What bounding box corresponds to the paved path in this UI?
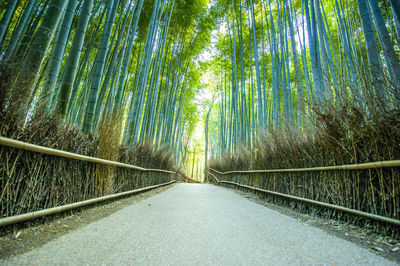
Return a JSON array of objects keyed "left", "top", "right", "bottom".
[{"left": 3, "top": 184, "right": 396, "bottom": 265}]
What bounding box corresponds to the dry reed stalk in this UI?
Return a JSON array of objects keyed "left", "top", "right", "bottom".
[{"left": 96, "top": 115, "right": 121, "bottom": 194}]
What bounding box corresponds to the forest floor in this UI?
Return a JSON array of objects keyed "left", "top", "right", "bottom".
[{"left": 1, "top": 183, "right": 398, "bottom": 265}]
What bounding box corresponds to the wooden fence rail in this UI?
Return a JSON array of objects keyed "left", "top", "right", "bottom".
[
  {"left": 0, "top": 181, "right": 175, "bottom": 227},
  {"left": 209, "top": 160, "right": 400, "bottom": 175},
  {"left": 0, "top": 136, "right": 177, "bottom": 174}
]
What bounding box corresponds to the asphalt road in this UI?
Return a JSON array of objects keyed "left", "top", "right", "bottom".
[{"left": 2, "top": 183, "right": 396, "bottom": 265}]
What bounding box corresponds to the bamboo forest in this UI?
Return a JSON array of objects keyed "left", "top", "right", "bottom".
[{"left": 1, "top": 0, "right": 400, "bottom": 259}]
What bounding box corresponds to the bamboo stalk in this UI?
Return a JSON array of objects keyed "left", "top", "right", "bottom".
[
  {"left": 209, "top": 159, "right": 400, "bottom": 175},
  {"left": 219, "top": 180, "right": 400, "bottom": 226},
  {"left": 0, "top": 136, "right": 175, "bottom": 174},
  {"left": 0, "top": 180, "right": 175, "bottom": 227}
]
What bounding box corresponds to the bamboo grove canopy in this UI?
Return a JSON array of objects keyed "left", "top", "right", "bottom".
[
  {"left": 0, "top": 0, "right": 215, "bottom": 166},
  {"left": 202, "top": 0, "right": 400, "bottom": 157},
  {"left": 0, "top": 0, "right": 399, "bottom": 164}
]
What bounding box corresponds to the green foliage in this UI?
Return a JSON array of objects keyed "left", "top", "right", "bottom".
[
  {"left": 0, "top": 0, "right": 215, "bottom": 168},
  {"left": 1, "top": 0, "right": 399, "bottom": 182}
]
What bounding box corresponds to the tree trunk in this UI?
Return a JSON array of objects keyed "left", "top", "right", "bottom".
[
  {"left": 390, "top": 0, "right": 400, "bottom": 26},
  {"left": 357, "top": 0, "right": 385, "bottom": 101},
  {"left": 42, "top": 0, "right": 79, "bottom": 108},
  {"left": 10, "top": 0, "right": 68, "bottom": 113},
  {"left": 56, "top": 0, "right": 93, "bottom": 117},
  {"left": 369, "top": 0, "right": 400, "bottom": 93},
  {"left": 285, "top": 0, "right": 306, "bottom": 127},
  {"left": 83, "top": 0, "right": 118, "bottom": 133},
  {"left": 0, "top": 0, "right": 17, "bottom": 44},
  {"left": 4, "top": 0, "right": 35, "bottom": 60}
]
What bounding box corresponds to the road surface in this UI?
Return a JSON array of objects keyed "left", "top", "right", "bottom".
[{"left": 2, "top": 184, "right": 395, "bottom": 265}]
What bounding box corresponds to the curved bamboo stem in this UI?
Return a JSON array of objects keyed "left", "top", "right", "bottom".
[{"left": 207, "top": 172, "right": 220, "bottom": 183}]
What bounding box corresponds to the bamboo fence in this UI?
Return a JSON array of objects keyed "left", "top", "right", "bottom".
[
  {"left": 0, "top": 136, "right": 181, "bottom": 226},
  {"left": 216, "top": 180, "right": 400, "bottom": 226},
  {"left": 208, "top": 159, "right": 400, "bottom": 226}
]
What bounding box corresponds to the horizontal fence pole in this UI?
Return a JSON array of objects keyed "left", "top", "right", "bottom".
[
  {"left": 0, "top": 136, "right": 176, "bottom": 174},
  {"left": 0, "top": 180, "right": 176, "bottom": 227},
  {"left": 218, "top": 180, "right": 400, "bottom": 227},
  {"left": 209, "top": 159, "right": 400, "bottom": 175}
]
